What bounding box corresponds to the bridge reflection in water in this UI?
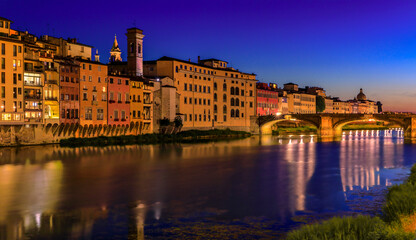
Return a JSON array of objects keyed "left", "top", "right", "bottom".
[{"left": 0, "top": 131, "right": 415, "bottom": 239}]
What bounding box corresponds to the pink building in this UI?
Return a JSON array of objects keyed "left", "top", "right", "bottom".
[
  {"left": 107, "top": 75, "right": 130, "bottom": 125},
  {"left": 256, "top": 82, "right": 280, "bottom": 116}
]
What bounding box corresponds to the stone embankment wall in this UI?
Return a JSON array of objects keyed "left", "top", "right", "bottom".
[{"left": 0, "top": 123, "right": 147, "bottom": 147}]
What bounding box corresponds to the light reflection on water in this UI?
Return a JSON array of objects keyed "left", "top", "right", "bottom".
[{"left": 0, "top": 130, "right": 415, "bottom": 239}]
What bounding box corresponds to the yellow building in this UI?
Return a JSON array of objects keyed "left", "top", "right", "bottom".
[
  {"left": 286, "top": 92, "right": 316, "bottom": 114},
  {"left": 144, "top": 57, "right": 257, "bottom": 131},
  {"left": 129, "top": 76, "right": 153, "bottom": 133},
  {"left": 67, "top": 39, "right": 92, "bottom": 60},
  {"left": 0, "top": 17, "right": 24, "bottom": 124}
]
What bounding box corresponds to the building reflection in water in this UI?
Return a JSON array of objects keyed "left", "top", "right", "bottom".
[{"left": 0, "top": 130, "right": 413, "bottom": 239}]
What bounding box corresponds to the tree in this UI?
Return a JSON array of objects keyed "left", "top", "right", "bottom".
[{"left": 316, "top": 96, "right": 326, "bottom": 113}]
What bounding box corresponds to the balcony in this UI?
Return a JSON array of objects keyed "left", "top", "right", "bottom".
[
  {"left": 117, "top": 100, "right": 122, "bottom": 104},
  {"left": 44, "top": 66, "right": 57, "bottom": 72},
  {"left": 121, "top": 118, "right": 126, "bottom": 122},
  {"left": 24, "top": 94, "right": 42, "bottom": 100},
  {"left": 125, "top": 101, "right": 130, "bottom": 104},
  {"left": 24, "top": 52, "right": 39, "bottom": 61},
  {"left": 114, "top": 118, "right": 119, "bottom": 121},
  {"left": 46, "top": 79, "right": 58, "bottom": 85},
  {"left": 143, "top": 100, "right": 152, "bottom": 105},
  {"left": 44, "top": 96, "right": 58, "bottom": 101},
  {"left": 24, "top": 81, "right": 43, "bottom": 87},
  {"left": 109, "top": 100, "right": 115, "bottom": 104}
]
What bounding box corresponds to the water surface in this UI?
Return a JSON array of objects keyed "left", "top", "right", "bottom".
[{"left": 0, "top": 129, "right": 414, "bottom": 239}]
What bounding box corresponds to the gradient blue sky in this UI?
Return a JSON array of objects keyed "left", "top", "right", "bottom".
[{"left": 2, "top": 0, "right": 416, "bottom": 112}]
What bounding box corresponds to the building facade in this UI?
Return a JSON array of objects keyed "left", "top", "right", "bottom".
[
  {"left": 256, "top": 82, "right": 279, "bottom": 116},
  {"left": 108, "top": 75, "right": 130, "bottom": 125},
  {"left": 144, "top": 57, "right": 257, "bottom": 131},
  {"left": 59, "top": 59, "right": 79, "bottom": 124},
  {"left": 79, "top": 59, "right": 108, "bottom": 126}
]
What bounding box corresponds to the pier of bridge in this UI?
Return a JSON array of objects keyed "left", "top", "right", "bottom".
[{"left": 259, "top": 113, "right": 416, "bottom": 141}]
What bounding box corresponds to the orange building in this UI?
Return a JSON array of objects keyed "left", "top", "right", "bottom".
[
  {"left": 0, "top": 18, "right": 24, "bottom": 124},
  {"left": 144, "top": 57, "right": 257, "bottom": 131},
  {"left": 58, "top": 58, "right": 80, "bottom": 124},
  {"left": 107, "top": 75, "right": 130, "bottom": 125},
  {"left": 79, "top": 59, "right": 108, "bottom": 126}
]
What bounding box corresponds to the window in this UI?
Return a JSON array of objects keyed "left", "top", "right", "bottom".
[
  {"left": 250, "top": 90, "right": 253, "bottom": 96},
  {"left": 235, "top": 87, "right": 239, "bottom": 96},
  {"left": 189, "top": 114, "right": 192, "bottom": 121},
  {"left": 236, "top": 98, "right": 239, "bottom": 106},
  {"left": 89, "top": 65, "right": 92, "bottom": 70},
  {"left": 1, "top": 72, "right": 4, "bottom": 83},
  {"left": 250, "top": 102, "right": 253, "bottom": 107},
  {"left": 1, "top": 58, "right": 5, "bottom": 69},
  {"left": 214, "top": 105, "right": 217, "bottom": 113},
  {"left": 223, "top": 83, "right": 227, "bottom": 91},
  {"left": 207, "top": 87, "right": 210, "bottom": 93},
  {"left": 231, "top": 109, "right": 234, "bottom": 117},
  {"left": 184, "top": 83, "right": 187, "bottom": 91},
  {"left": 231, "top": 87, "right": 234, "bottom": 95},
  {"left": 85, "top": 108, "right": 92, "bottom": 120},
  {"left": 223, "top": 105, "right": 227, "bottom": 114},
  {"left": 223, "top": 94, "right": 227, "bottom": 102},
  {"left": 83, "top": 93, "right": 87, "bottom": 100},
  {"left": 138, "top": 44, "right": 141, "bottom": 54},
  {"left": 13, "top": 45, "right": 16, "bottom": 56},
  {"left": 184, "top": 97, "right": 187, "bottom": 104},
  {"left": 18, "top": 46, "right": 21, "bottom": 53},
  {"left": 236, "top": 109, "right": 240, "bottom": 118},
  {"left": 97, "top": 109, "right": 104, "bottom": 120},
  {"left": 231, "top": 98, "right": 234, "bottom": 106},
  {"left": 121, "top": 110, "right": 126, "bottom": 120},
  {"left": 223, "top": 115, "right": 227, "bottom": 122},
  {"left": 241, "top": 90, "right": 244, "bottom": 96},
  {"left": 1, "top": 44, "right": 4, "bottom": 55}
]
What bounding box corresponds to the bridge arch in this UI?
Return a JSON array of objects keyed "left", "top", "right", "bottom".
[{"left": 261, "top": 117, "right": 320, "bottom": 135}]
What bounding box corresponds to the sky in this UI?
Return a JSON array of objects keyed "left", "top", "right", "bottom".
[{"left": 2, "top": 0, "right": 416, "bottom": 112}]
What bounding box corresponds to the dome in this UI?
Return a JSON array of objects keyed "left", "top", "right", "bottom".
[{"left": 357, "top": 88, "right": 367, "bottom": 101}]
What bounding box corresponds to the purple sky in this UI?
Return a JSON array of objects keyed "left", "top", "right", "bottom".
[{"left": 2, "top": 0, "right": 416, "bottom": 112}]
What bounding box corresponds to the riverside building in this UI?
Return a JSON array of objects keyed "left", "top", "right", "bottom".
[{"left": 143, "top": 56, "right": 257, "bottom": 131}]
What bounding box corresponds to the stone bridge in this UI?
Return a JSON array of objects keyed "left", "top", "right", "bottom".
[{"left": 260, "top": 113, "right": 416, "bottom": 141}]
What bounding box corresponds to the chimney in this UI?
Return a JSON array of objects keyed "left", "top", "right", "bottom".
[
  {"left": 188, "top": 58, "right": 191, "bottom": 62},
  {"left": 198, "top": 56, "right": 200, "bottom": 62},
  {"left": 95, "top": 49, "right": 100, "bottom": 62}
]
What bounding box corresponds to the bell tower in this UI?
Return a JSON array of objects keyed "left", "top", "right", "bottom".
[
  {"left": 109, "top": 34, "right": 122, "bottom": 62},
  {"left": 126, "top": 28, "right": 144, "bottom": 76}
]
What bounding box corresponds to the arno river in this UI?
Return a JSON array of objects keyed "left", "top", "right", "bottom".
[{"left": 0, "top": 130, "right": 414, "bottom": 239}]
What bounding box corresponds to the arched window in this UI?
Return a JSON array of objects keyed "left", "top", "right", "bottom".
[
  {"left": 223, "top": 94, "right": 227, "bottom": 102},
  {"left": 223, "top": 105, "right": 227, "bottom": 114},
  {"left": 241, "top": 89, "right": 244, "bottom": 96},
  {"left": 236, "top": 98, "right": 239, "bottom": 106},
  {"left": 230, "top": 87, "right": 234, "bottom": 95},
  {"left": 236, "top": 109, "right": 240, "bottom": 117},
  {"left": 231, "top": 109, "right": 235, "bottom": 117},
  {"left": 231, "top": 98, "right": 234, "bottom": 106},
  {"left": 235, "top": 87, "right": 239, "bottom": 96},
  {"left": 138, "top": 44, "right": 141, "bottom": 54},
  {"left": 223, "top": 83, "right": 227, "bottom": 91},
  {"left": 214, "top": 93, "right": 217, "bottom": 102},
  {"left": 130, "top": 43, "right": 134, "bottom": 53},
  {"left": 214, "top": 104, "right": 217, "bottom": 113},
  {"left": 214, "top": 82, "right": 217, "bottom": 90}
]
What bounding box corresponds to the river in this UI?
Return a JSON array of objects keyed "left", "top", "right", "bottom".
[{"left": 0, "top": 129, "right": 414, "bottom": 239}]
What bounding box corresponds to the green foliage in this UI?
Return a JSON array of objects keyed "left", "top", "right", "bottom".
[
  {"left": 159, "top": 118, "right": 171, "bottom": 126},
  {"left": 60, "top": 129, "right": 251, "bottom": 147},
  {"left": 382, "top": 174, "right": 416, "bottom": 223},
  {"left": 342, "top": 124, "right": 389, "bottom": 130},
  {"left": 174, "top": 116, "right": 183, "bottom": 128},
  {"left": 272, "top": 126, "right": 317, "bottom": 135},
  {"left": 316, "top": 95, "right": 326, "bottom": 113},
  {"left": 287, "top": 215, "right": 413, "bottom": 240}
]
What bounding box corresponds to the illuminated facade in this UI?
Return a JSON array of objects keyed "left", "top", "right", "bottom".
[
  {"left": 108, "top": 75, "right": 130, "bottom": 125},
  {"left": 0, "top": 17, "right": 24, "bottom": 124},
  {"left": 79, "top": 59, "right": 108, "bottom": 126},
  {"left": 144, "top": 57, "right": 257, "bottom": 131},
  {"left": 58, "top": 59, "right": 79, "bottom": 124},
  {"left": 256, "top": 82, "right": 280, "bottom": 116}
]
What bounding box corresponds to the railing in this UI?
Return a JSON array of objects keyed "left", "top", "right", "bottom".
[
  {"left": 24, "top": 52, "right": 39, "bottom": 60},
  {"left": 24, "top": 95, "right": 42, "bottom": 100},
  {"left": 44, "top": 96, "right": 58, "bottom": 101},
  {"left": 24, "top": 81, "right": 42, "bottom": 87},
  {"left": 46, "top": 79, "right": 58, "bottom": 85},
  {"left": 109, "top": 100, "right": 115, "bottom": 104}
]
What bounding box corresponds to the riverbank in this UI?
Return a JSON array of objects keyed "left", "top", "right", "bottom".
[
  {"left": 286, "top": 164, "right": 416, "bottom": 239},
  {"left": 60, "top": 129, "right": 251, "bottom": 147},
  {"left": 271, "top": 124, "right": 391, "bottom": 135}
]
